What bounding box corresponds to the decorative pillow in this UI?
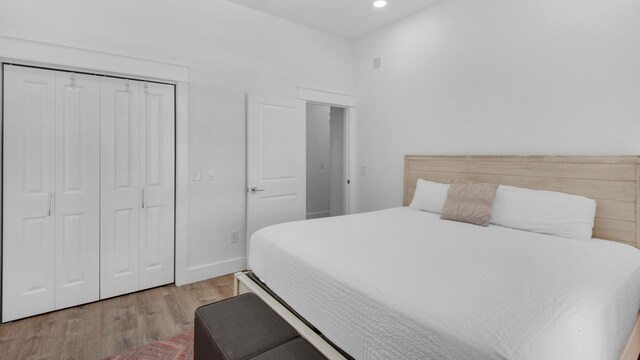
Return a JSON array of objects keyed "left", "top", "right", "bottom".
[
  {"left": 490, "top": 185, "right": 596, "bottom": 240},
  {"left": 409, "top": 179, "right": 449, "bottom": 214},
  {"left": 440, "top": 181, "right": 499, "bottom": 226}
]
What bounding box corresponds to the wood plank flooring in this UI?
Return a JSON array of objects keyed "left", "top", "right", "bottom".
[{"left": 0, "top": 274, "right": 234, "bottom": 360}]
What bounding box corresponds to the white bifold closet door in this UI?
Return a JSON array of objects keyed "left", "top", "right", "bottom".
[
  {"left": 138, "top": 82, "right": 175, "bottom": 291},
  {"left": 54, "top": 72, "right": 101, "bottom": 309},
  {"left": 2, "top": 66, "right": 100, "bottom": 322},
  {"left": 100, "top": 78, "right": 142, "bottom": 298},
  {"left": 100, "top": 78, "right": 175, "bottom": 299}
]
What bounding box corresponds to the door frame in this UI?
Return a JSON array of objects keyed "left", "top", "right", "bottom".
[{"left": 297, "top": 87, "right": 356, "bottom": 215}]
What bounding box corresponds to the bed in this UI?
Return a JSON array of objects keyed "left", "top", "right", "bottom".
[{"left": 237, "top": 155, "right": 640, "bottom": 360}]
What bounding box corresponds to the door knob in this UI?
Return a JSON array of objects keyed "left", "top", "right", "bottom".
[{"left": 250, "top": 187, "right": 265, "bottom": 193}]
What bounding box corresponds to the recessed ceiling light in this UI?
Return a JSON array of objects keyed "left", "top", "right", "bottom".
[{"left": 373, "top": 0, "right": 387, "bottom": 8}]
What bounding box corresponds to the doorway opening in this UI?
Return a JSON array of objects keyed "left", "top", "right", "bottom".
[{"left": 306, "top": 104, "right": 347, "bottom": 219}]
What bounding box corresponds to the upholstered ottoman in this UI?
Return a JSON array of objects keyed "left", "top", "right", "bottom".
[{"left": 194, "top": 293, "right": 326, "bottom": 360}]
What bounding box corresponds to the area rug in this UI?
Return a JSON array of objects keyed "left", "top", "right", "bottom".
[{"left": 104, "top": 331, "right": 194, "bottom": 360}]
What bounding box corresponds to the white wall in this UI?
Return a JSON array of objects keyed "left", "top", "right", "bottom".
[
  {"left": 306, "top": 104, "right": 331, "bottom": 218},
  {"left": 0, "top": 0, "right": 355, "bottom": 282},
  {"left": 329, "top": 107, "right": 345, "bottom": 216},
  {"left": 355, "top": 0, "right": 640, "bottom": 212}
]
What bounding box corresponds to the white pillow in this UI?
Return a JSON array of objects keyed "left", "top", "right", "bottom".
[
  {"left": 409, "top": 179, "right": 449, "bottom": 214},
  {"left": 490, "top": 185, "right": 597, "bottom": 240}
]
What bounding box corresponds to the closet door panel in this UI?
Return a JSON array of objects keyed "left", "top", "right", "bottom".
[
  {"left": 54, "top": 72, "right": 101, "bottom": 309},
  {"left": 139, "top": 83, "right": 175, "bottom": 290},
  {"left": 2, "top": 66, "right": 56, "bottom": 322},
  {"left": 100, "top": 78, "right": 141, "bottom": 299}
]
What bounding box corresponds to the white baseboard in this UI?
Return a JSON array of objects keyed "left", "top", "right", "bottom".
[
  {"left": 307, "top": 211, "right": 330, "bottom": 219},
  {"left": 176, "top": 256, "right": 247, "bottom": 286}
]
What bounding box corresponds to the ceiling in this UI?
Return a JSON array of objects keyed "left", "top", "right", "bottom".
[{"left": 227, "top": 0, "right": 440, "bottom": 39}]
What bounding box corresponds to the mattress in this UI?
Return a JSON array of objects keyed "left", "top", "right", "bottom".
[{"left": 248, "top": 208, "right": 640, "bottom": 360}]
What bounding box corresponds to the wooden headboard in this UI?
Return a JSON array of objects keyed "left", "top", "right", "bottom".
[{"left": 403, "top": 155, "right": 640, "bottom": 248}]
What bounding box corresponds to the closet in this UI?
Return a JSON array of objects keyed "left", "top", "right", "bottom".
[{"left": 2, "top": 65, "right": 175, "bottom": 322}]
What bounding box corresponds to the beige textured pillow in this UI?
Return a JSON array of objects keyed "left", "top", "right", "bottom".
[{"left": 440, "top": 181, "right": 499, "bottom": 226}]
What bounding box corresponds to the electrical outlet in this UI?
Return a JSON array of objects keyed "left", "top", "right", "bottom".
[
  {"left": 208, "top": 171, "right": 215, "bottom": 181},
  {"left": 230, "top": 231, "right": 239, "bottom": 244},
  {"left": 360, "top": 166, "right": 367, "bottom": 176},
  {"left": 373, "top": 56, "right": 382, "bottom": 69}
]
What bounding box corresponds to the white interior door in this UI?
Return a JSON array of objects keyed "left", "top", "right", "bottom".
[
  {"left": 2, "top": 65, "right": 56, "bottom": 322},
  {"left": 139, "top": 82, "right": 175, "bottom": 290},
  {"left": 53, "top": 71, "right": 101, "bottom": 309},
  {"left": 246, "top": 95, "right": 306, "bottom": 244},
  {"left": 100, "top": 77, "right": 141, "bottom": 299}
]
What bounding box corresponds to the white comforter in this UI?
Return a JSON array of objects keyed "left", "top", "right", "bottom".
[{"left": 248, "top": 208, "right": 640, "bottom": 360}]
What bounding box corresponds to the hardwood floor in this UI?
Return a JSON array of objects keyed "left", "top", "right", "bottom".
[{"left": 0, "top": 274, "right": 235, "bottom": 360}]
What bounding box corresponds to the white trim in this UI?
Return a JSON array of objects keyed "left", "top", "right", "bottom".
[
  {"left": 174, "top": 82, "right": 191, "bottom": 286},
  {"left": 0, "top": 37, "right": 197, "bottom": 287},
  {"left": 183, "top": 257, "right": 247, "bottom": 285},
  {"left": 0, "top": 63, "right": 3, "bottom": 273},
  {"left": 0, "top": 35, "right": 189, "bottom": 82},
  {"left": 307, "top": 211, "right": 330, "bottom": 219},
  {"left": 297, "top": 86, "right": 356, "bottom": 108}
]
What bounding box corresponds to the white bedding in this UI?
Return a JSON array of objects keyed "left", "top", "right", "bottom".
[{"left": 248, "top": 208, "right": 640, "bottom": 360}]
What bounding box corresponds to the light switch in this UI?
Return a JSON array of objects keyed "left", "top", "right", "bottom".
[
  {"left": 208, "top": 171, "right": 215, "bottom": 181},
  {"left": 230, "top": 231, "right": 239, "bottom": 244},
  {"left": 194, "top": 171, "right": 201, "bottom": 181}
]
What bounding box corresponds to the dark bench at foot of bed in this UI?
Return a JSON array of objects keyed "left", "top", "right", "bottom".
[{"left": 194, "top": 292, "right": 327, "bottom": 360}]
